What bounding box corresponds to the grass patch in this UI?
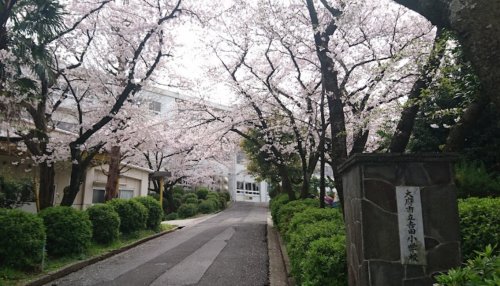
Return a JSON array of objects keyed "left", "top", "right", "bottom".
[{"left": 0, "top": 224, "right": 175, "bottom": 286}]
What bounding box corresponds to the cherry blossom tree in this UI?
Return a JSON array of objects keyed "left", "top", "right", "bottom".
[{"left": 206, "top": 0, "right": 434, "bottom": 204}]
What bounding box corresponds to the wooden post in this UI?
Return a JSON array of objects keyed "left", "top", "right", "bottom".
[{"left": 159, "top": 177, "right": 164, "bottom": 207}]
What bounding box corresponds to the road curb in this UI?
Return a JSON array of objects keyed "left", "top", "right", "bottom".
[
  {"left": 267, "top": 212, "right": 294, "bottom": 286},
  {"left": 25, "top": 227, "right": 180, "bottom": 286}
]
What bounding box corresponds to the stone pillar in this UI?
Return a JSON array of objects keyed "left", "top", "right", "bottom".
[{"left": 339, "top": 154, "right": 461, "bottom": 286}]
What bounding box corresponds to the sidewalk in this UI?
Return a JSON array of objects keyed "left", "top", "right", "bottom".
[
  {"left": 267, "top": 211, "right": 293, "bottom": 286},
  {"left": 162, "top": 212, "right": 220, "bottom": 228}
]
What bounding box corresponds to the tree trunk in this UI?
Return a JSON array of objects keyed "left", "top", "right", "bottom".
[
  {"left": 389, "top": 28, "right": 445, "bottom": 153},
  {"left": 300, "top": 175, "right": 310, "bottom": 199},
  {"left": 105, "top": 145, "right": 121, "bottom": 201},
  {"left": 444, "top": 99, "right": 487, "bottom": 152},
  {"left": 60, "top": 147, "right": 87, "bottom": 206},
  {"left": 305, "top": 0, "right": 348, "bottom": 208},
  {"left": 351, "top": 129, "right": 369, "bottom": 155},
  {"left": 393, "top": 0, "right": 500, "bottom": 111},
  {"left": 38, "top": 162, "right": 55, "bottom": 210},
  {"left": 278, "top": 167, "right": 296, "bottom": 200}
]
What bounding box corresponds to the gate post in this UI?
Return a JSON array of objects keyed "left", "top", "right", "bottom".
[{"left": 339, "top": 154, "right": 461, "bottom": 286}]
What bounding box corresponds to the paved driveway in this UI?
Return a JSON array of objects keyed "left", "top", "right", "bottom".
[{"left": 46, "top": 202, "right": 269, "bottom": 286}]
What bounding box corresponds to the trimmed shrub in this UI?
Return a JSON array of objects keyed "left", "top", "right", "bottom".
[
  {"left": 286, "top": 207, "right": 343, "bottom": 242},
  {"left": 184, "top": 197, "right": 199, "bottom": 204},
  {"left": 435, "top": 245, "right": 499, "bottom": 285},
  {"left": 39, "top": 206, "right": 92, "bottom": 257},
  {"left": 196, "top": 188, "right": 209, "bottom": 200},
  {"left": 458, "top": 197, "right": 500, "bottom": 260},
  {"left": 164, "top": 212, "right": 179, "bottom": 220},
  {"left": 182, "top": 193, "right": 198, "bottom": 203},
  {"left": 86, "top": 204, "right": 120, "bottom": 244},
  {"left": 301, "top": 236, "right": 347, "bottom": 286},
  {"left": 172, "top": 186, "right": 185, "bottom": 196},
  {"left": 276, "top": 198, "right": 319, "bottom": 233},
  {"left": 221, "top": 192, "right": 231, "bottom": 202},
  {"left": 287, "top": 220, "right": 345, "bottom": 283},
  {"left": 178, "top": 203, "right": 198, "bottom": 218},
  {"left": 270, "top": 193, "right": 290, "bottom": 225},
  {"left": 198, "top": 200, "right": 216, "bottom": 214},
  {"left": 172, "top": 197, "right": 182, "bottom": 210},
  {"left": 0, "top": 209, "right": 46, "bottom": 270},
  {"left": 218, "top": 196, "right": 227, "bottom": 210},
  {"left": 108, "top": 199, "right": 148, "bottom": 234},
  {"left": 134, "top": 196, "right": 163, "bottom": 231}
]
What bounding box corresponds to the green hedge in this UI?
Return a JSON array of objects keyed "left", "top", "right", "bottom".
[
  {"left": 0, "top": 209, "right": 46, "bottom": 270},
  {"left": 301, "top": 236, "right": 347, "bottom": 286},
  {"left": 271, "top": 196, "right": 347, "bottom": 286},
  {"left": 198, "top": 200, "right": 216, "bottom": 214},
  {"left": 276, "top": 198, "right": 318, "bottom": 234},
  {"left": 458, "top": 197, "right": 500, "bottom": 260},
  {"left": 108, "top": 199, "right": 148, "bottom": 234},
  {"left": 184, "top": 197, "right": 199, "bottom": 204},
  {"left": 288, "top": 220, "right": 345, "bottom": 285},
  {"left": 39, "top": 206, "right": 92, "bottom": 257},
  {"left": 86, "top": 204, "right": 120, "bottom": 244},
  {"left": 178, "top": 203, "right": 198, "bottom": 218},
  {"left": 196, "top": 188, "right": 209, "bottom": 200},
  {"left": 182, "top": 193, "right": 198, "bottom": 203},
  {"left": 164, "top": 212, "right": 178, "bottom": 220},
  {"left": 220, "top": 192, "right": 231, "bottom": 202},
  {"left": 134, "top": 196, "right": 163, "bottom": 231},
  {"left": 286, "top": 207, "right": 342, "bottom": 242},
  {"left": 270, "top": 193, "right": 290, "bottom": 225}
]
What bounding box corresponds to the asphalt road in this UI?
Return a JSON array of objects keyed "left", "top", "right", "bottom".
[{"left": 46, "top": 202, "right": 269, "bottom": 286}]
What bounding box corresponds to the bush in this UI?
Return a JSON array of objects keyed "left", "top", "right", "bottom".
[
  {"left": 220, "top": 192, "right": 231, "bottom": 202},
  {"left": 276, "top": 198, "right": 319, "bottom": 234},
  {"left": 196, "top": 188, "right": 209, "bottom": 200},
  {"left": 39, "top": 206, "right": 92, "bottom": 257},
  {"left": 184, "top": 197, "right": 199, "bottom": 204},
  {"left": 287, "top": 220, "right": 345, "bottom": 284},
  {"left": 182, "top": 193, "right": 198, "bottom": 203},
  {"left": 0, "top": 176, "right": 34, "bottom": 208},
  {"left": 0, "top": 209, "right": 46, "bottom": 270},
  {"left": 435, "top": 245, "right": 499, "bottom": 286},
  {"left": 134, "top": 196, "right": 163, "bottom": 231},
  {"left": 455, "top": 161, "right": 500, "bottom": 198},
  {"left": 164, "top": 212, "right": 178, "bottom": 220},
  {"left": 86, "top": 204, "right": 120, "bottom": 244},
  {"left": 108, "top": 199, "right": 148, "bottom": 234},
  {"left": 178, "top": 203, "right": 198, "bottom": 218},
  {"left": 218, "top": 196, "right": 227, "bottom": 210},
  {"left": 270, "top": 193, "right": 290, "bottom": 225},
  {"left": 172, "top": 186, "right": 185, "bottom": 196},
  {"left": 458, "top": 197, "right": 500, "bottom": 260},
  {"left": 301, "top": 236, "right": 347, "bottom": 286},
  {"left": 286, "top": 207, "right": 343, "bottom": 242},
  {"left": 198, "top": 200, "right": 216, "bottom": 214}
]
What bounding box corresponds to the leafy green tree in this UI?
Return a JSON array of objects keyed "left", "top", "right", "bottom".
[
  {"left": 0, "top": 0, "right": 65, "bottom": 210},
  {"left": 241, "top": 128, "right": 302, "bottom": 198}
]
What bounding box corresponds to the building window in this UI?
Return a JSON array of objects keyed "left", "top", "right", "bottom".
[
  {"left": 149, "top": 101, "right": 162, "bottom": 113},
  {"left": 92, "top": 189, "right": 105, "bottom": 204},
  {"left": 253, "top": 183, "right": 259, "bottom": 191},
  {"left": 119, "top": 190, "right": 134, "bottom": 199},
  {"left": 245, "top": 182, "right": 252, "bottom": 190},
  {"left": 237, "top": 181, "right": 244, "bottom": 190}
]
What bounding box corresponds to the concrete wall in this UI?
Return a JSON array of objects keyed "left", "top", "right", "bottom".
[{"left": 339, "top": 154, "right": 461, "bottom": 286}]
